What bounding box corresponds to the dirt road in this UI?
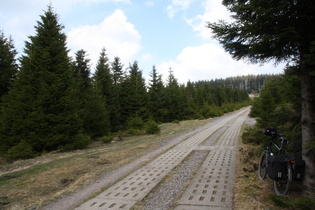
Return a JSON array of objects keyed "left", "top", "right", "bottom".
[{"left": 46, "top": 107, "right": 251, "bottom": 210}]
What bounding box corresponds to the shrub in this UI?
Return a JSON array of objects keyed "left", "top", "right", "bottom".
[
  {"left": 99, "top": 135, "right": 113, "bottom": 144},
  {"left": 145, "top": 121, "right": 160, "bottom": 134},
  {"left": 127, "top": 128, "right": 140, "bottom": 135},
  {"left": 242, "top": 127, "right": 262, "bottom": 145},
  {"left": 127, "top": 116, "right": 144, "bottom": 130},
  {"left": 207, "top": 106, "right": 223, "bottom": 118},
  {"left": 60, "top": 134, "right": 91, "bottom": 151},
  {"left": 73, "top": 134, "right": 91, "bottom": 149},
  {"left": 6, "top": 142, "right": 36, "bottom": 160}
]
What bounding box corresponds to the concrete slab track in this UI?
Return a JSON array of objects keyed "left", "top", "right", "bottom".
[
  {"left": 75, "top": 107, "right": 250, "bottom": 210},
  {"left": 175, "top": 110, "right": 248, "bottom": 209}
]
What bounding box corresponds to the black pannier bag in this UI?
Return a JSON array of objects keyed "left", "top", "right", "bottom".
[
  {"left": 293, "top": 159, "right": 305, "bottom": 181},
  {"left": 267, "top": 155, "right": 287, "bottom": 180}
]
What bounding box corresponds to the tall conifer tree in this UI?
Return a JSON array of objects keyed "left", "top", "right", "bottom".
[
  {"left": 85, "top": 48, "right": 113, "bottom": 137},
  {"left": 148, "top": 66, "right": 165, "bottom": 122},
  {"left": 164, "top": 68, "right": 181, "bottom": 121},
  {"left": 94, "top": 48, "right": 112, "bottom": 102},
  {"left": 72, "top": 49, "right": 107, "bottom": 138},
  {"left": 185, "top": 81, "right": 198, "bottom": 119},
  {"left": 0, "top": 31, "right": 18, "bottom": 101},
  {"left": 121, "top": 61, "right": 147, "bottom": 126},
  {"left": 111, "top": 56, "right": 124, "bottom": 85},
  {"left": 0, "top": 6, "right": 89, "bottom": 159},
  {"left": 84, "top": 81, "right": 110, "bottom": 139},
  {"left": 110, "top": 56, "right": 124, "bottom": 131},
  {"left": 208, "top": 0, "right": 315, "bottom": 196},
  {"left": 73, "top": 49, "right": 91, "bottom": 89}
]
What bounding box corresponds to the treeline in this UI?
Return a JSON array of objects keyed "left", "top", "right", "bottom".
[
  {"left": 0, "top": 7, "right": 250, "bottom": 160},
  {"left": 194, "top": 74, "right": 280, "bottom": 93},
  {"left": 250, "top": 66, "right": 306, "bottom": 154}
]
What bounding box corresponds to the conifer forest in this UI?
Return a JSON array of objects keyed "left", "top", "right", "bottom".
[{"left": 0, "top": 6, "right": 274, "bottom": 160}]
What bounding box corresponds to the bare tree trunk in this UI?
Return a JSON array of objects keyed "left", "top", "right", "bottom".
[{"left": 300, "top": 64, "right": 315, "bottom": 198}]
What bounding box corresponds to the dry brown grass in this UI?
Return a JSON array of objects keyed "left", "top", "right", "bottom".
[
  {"left": 234, "top": 126, "right": 277, "bottom": 210},
  {"left": 0, "top": 118, "right": 212, "bottom": 209}
]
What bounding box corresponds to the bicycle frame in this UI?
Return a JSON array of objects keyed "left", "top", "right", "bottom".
[
  {"left": 267, "top": 135, "right": 288, "bottom": 156},
  {"left": 268, "top": 135, "right": 294, "bottom": 177},
  {"left": 258, "top": 128, "right": 296, "bottom": 195}
]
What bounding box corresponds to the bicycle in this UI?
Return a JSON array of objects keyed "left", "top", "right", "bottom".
[{"left": 257, "top": 127, "right": 305, "bottom": 195}]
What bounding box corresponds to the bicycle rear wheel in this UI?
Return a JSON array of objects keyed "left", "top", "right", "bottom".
[
  {"left": 273, "top": 162, "right": 292, "bottom": 195},
  {"left": 258, "top": 151, "right": 268, "bottom": 180}
]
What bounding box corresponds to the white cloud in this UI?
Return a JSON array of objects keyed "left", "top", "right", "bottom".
[
  {"left": 0, "top": 0, "right": 132, "bottom": 54},
  {"left": 184, "top": 0, "right": 232, "bottom": 40},
  {"left": 53, "top": 0, "right": 131, "bottom": 6},
  {"left": 140, "top": 53, "right": 153, "bottom": 62},
  {"left": 166, "top": 0, "right": 196, "bottom": 18},
  {"left": 67, "top": 9, "right": 141, "bottom": 71},
  {"left": 161, "top": 0, "right": 284, "bottom": 83},
  {"left": 145, "top": 1, "right": 154, "bottom": 7},
  {"left": 157, "top": 43, "right": 285, "bottom": 84}
]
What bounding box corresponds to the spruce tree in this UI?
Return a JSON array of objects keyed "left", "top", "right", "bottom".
[
  {"left": 94, "top": 48, "right": 113, "bottom": 132},
  {"left": 215, "top": 87, "right": 228, "bottom": 107},
  {"left": 121, "top": 61, "right": 147, "bottom": 127},
  {"left": 94, "top": 48, "right": 112, "bottom": 102},
  {"left": 72, "top": 49, "right": 107, "bottom": 138},
  {"left": 84, "top": 81, "right": 110, "bottom": 139},
  {"left": 111, "top": 56, "right": 124, "bottom": 85},
  {"left": 164, "top": 68, "right": 181, "bottom": 121},
  {"left": 0, "top": 31, "right": 18, "bottom": 101},
  {"left": 73, "top": 49, "right": 91, "bottom": 89},
  {"left": 0, "top": 6, "right": 89, "bottom": 159},
  {"left": 148, "top": 66, "right": 165, "bottom": 122},
  {"left": 185, "top": 81, "right": 198, "bottom": 119},
  {"left": 208, "top": 0, "right": 315, "bottom": 196},
  {"left": 110, "top": 56, "right": 124, "bottom": 131}
]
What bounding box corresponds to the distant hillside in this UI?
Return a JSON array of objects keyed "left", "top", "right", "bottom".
[{"left": 193, "top": 74, "right": 280, "bottom": 93}]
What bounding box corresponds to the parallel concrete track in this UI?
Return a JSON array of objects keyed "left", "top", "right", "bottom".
[{"left": 76, "top": 107, "right": 250, "bottom": 210}]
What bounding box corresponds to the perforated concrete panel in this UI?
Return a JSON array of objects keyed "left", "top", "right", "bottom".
[
  {"left": 148, "top": 149, "right": 191, "bottom": 167},
  {"left": 215, "top": 126, "right": 239, "bottom": 146},
  {"left": 77, "top": 165, "right": 168, "bottom": 209},
  {"left": 76, "top": 108, "right": 250, "bottom": 210},
  {"left": 76, "top": 148, "right": 194, "bottom": 210},
  {"left": 176, "top": 149, "right": 235, "bottom": 209},
  {"left": 76, "top": 154, "right": 189, "bottom": 210},
  {"left": 175, "top": 205, "right": 231, "bottom": 210},
  {"left": 174, "top": 110, "right": 249, "bottom": 210}
]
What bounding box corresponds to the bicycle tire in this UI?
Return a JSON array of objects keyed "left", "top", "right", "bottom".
[
  {"left": 258, "top": 151, "right": 268, "bottom": 180},
  {"left": 273, "top": 162, "right": 292, "bottom": 195}
]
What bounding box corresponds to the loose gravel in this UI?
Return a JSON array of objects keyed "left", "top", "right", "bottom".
[
  {"left": 46, "top": 107, "right": 250, "bottom": 210},
  {"left": 138, "top": 108, "right": 250, "bottom": 210},
  {"left": 141, "top": 151, "right": 209, "bottom": 210}
]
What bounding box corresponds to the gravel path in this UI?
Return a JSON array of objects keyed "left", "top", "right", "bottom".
[
  {"left": 44, "top": 127, "right": 202, "bottom": 210},
  {"left": 44, "top": 115, "right": 215, "bottom": 210},
  {"left": 45, "top": 107, "right": 250, "bottom": 210},
  {"left": 139, "top": 108, "right": 250, "bottom": 209},
  {"left": 141, "top": 151, "right": 209, "bottom": 210}
]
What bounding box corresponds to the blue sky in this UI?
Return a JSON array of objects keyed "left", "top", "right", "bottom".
[{"left": 1, "top": 0, "right": 285, "bottom": 83}]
